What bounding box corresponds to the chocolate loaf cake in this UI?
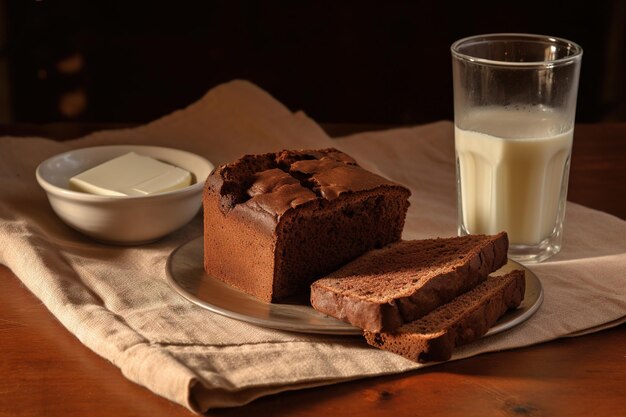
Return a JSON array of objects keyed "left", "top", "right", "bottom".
[
  {"left": 310, "top": 233, "right": 509, "bottom": 332},
  {"left": 364, "top": 270, "right": 525, "bottom": 362},
  {"left": 203, "top": 148, "right": 411, "bottom": 302}
]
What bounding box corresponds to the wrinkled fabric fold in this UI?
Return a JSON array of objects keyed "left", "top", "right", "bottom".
[{"left": 0, "top": 80, "right": 624, "bottom": 412}]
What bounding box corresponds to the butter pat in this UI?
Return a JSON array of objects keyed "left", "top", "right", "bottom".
[{"left": 69, "top": 152, "right": 193, "bottom": 196}]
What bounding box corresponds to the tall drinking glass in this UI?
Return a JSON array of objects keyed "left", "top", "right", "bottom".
[{"left": 451, "top": 34, "right": 582, "bottom": 263}]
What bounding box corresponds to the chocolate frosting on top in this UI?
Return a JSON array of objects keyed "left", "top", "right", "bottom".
[
  {"left": 275, "top": 149, "right": 357, "bottom": 167},
  {"left": 211, "top": 148, "right": 408, "bottom": 220},
  {"left": 247, "top": 168, "right": 300, "bottom": 197},
  {"left": 244, "top": 183, "right": 317, "bottom": 217},
  {"left": 291, "top": 158, "right": 397, "bottom": 200},
  {"left": 245, "top": 169, "right": 317, "bottom": 217}
]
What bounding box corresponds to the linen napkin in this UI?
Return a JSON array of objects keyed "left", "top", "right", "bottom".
[{"left": 0, "top": 80, "right": 624, "bottom": 412}]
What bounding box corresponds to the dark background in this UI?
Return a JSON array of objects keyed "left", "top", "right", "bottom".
[{"left": 1, "top": 0, "right": 625, "bottom": 125}]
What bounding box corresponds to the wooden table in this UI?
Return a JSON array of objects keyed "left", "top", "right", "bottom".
[{"left": 1, "top": 123, "right": 624, "bottom": 417}]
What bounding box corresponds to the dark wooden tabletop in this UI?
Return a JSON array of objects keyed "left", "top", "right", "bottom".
[{"left": 0, "top": 122, "right": 624, "bottom": 417}]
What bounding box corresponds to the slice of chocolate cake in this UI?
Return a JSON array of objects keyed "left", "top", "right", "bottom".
[
  {"left": 364, "top": 270, "right": 525, "bottom": 363},
  {"left": 310, "top": 233, "right": 509, "bottom": 332},
  {"left": 203, "top": 148, "right": 411, "bottom": 302}
]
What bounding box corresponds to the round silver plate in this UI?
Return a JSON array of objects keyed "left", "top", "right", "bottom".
[{"left": 166, "top": 237, "right": 543, "bottom": 336}]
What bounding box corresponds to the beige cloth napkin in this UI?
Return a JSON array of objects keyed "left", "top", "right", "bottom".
[{"left": 0, "top": 80, "right": 624, "bottom": 412}]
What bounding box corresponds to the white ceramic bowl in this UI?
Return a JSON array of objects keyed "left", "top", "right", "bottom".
[{"left": 36, "top": 145, "right": 214, "bottom": 244}]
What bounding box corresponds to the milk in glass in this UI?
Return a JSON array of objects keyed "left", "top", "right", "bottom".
[{"left": 455, "top": 106, "right": 572, "bottom": 246}]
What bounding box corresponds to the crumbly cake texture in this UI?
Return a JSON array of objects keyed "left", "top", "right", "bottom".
[
  {"left": 310, "top": 233, "right": 509, "bottom": 332},
  {"left": 203, "top": 148, "right": 411, "bottom": 302},
  {"left": 364, "top": 270, "right": 526, "bottom": 363}
]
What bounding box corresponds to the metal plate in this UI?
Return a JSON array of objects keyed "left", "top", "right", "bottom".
[{"left": 166, "top": 237, "right": 543, "bottom": 336}]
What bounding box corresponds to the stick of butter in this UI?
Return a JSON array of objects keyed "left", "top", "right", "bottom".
[{"left": 69, "top": 152, "right": 193, "bottom": 196}]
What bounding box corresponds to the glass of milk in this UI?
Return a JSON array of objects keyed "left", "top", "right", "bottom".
[{"left": 451, "top": 34, "right": 582, "bottom": 263}]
